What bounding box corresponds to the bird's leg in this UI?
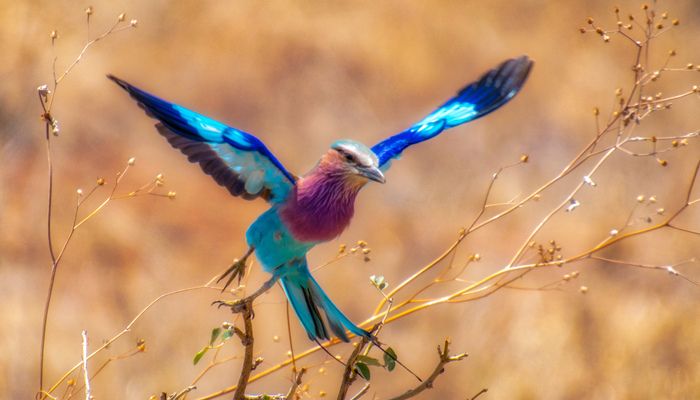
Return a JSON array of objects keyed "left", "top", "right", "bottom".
[
  {"left": 217, "top": 247, "right": 255, "bottom": 291},
  {"left": 213, "top": 274, "right": 279, "bottom": 315}
]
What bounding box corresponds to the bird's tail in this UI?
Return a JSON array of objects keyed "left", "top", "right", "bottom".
[{"left": 279, "top": 263, "right": 369, "bottom": 342}]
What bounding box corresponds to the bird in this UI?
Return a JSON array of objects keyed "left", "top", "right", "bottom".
[{"left": 108, "top": 55, "right": 533, "bottom": 345}]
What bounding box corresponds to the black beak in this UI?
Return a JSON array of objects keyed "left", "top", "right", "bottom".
[{"left": 360, "top": 165, "right": 386, "bottom": 184}]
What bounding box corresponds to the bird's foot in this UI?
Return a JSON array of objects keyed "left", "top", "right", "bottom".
[
  {"left": 217, "top": 247, "right": 254, "bottom": 291},
  {"left": 212, "top": 274, "right": 278, "bottom": 317},
  {"left": 217, "top": 259, "right": 246, "bottom": 291},
  {"left": 212, "top": 298, "right": 254, "bottom": 317}
]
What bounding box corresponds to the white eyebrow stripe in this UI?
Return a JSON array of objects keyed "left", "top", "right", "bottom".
[
  {"left": 337, "top": 144, "right": 374, "bottom": 167},
  {"left": 356, "top": 152, "right": 373, "bottom": 167}
]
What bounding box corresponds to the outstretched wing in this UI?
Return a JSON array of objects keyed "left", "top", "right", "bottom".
[
  {"left": 371, "top": 56, "right": 533, "bottom": 169},
  {"left": 108, "top": 75, "right": 296, "bottom": 203}
]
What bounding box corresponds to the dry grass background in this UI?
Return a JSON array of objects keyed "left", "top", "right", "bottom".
[{"left": 1, "top": 0, "right": 699, "bottom": 399}]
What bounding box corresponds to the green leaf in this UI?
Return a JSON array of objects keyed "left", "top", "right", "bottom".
[
  {"left": 209, "top": 327, "right": 222, "bottom": 346},
  {"left": 383, "top": 347, "right": 397, "bottom": 372},
  {"left": 193, "top": 346, "right": 209, "bottom": 365},
  {"left": 222, "top": 328, "right": 234, "bottom": 341},
  {"left": 356, "top": 355, "right": 382, "bottom": 367},
  {"left": 354, "top": 362, "right": 371, "bottom": 380}
]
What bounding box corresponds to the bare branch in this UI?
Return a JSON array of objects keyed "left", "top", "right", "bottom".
[
  {"left": 283, "top": 368, "right": 307, "bottom": 400},
  {"left": 336, "top": 336, "right": 370, "bottom": 400},
  {"left": 81, "top": 330, "right": 91, "bottom": 400},
  {"left": 387, "top": 339, "right": 467, "bottom": 400},
  {"left": 469, "top": 388, "right": 489, "bottom": 400},
  {"left": 349, "top": 383, "right": 371, "bottom": 400},
  {"left": 591, "top": 256, "right": 699, "bottom": 286},
  {"left": 232, "top": 302, "right": 255, "bottom": 400}
]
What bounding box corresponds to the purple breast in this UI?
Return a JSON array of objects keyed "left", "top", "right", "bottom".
[{"left": 280, "top": 175, "right": 360, "bottom": 243}]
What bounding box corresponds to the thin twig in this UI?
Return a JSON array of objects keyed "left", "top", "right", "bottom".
[
  {"left": 37, "top": 11, "right": 136, "bottom": 392},
  {"left": 349, "top": 383, "right": 370, "bottom": 400},
  {"left": 387, "top": 339, "right": 467, "bottom": 400},
  {"left": 336, "top": 336, "right": 370, "bottom": 400},
  {"left": 43, "top": 283, "right": 222, "bottom": 399},
  {"left": 283, "top": 368, "right": 307, "bottom": 400},
  {"left": 468, "top": 388, "right": 489, "bottom": 400},
  {"left": 197, "top": 158, "right": 700, "bottom": 399},
  {"left": 590, "top": 256, "right": 698, "bottom": 285},
  {"left": 81, "top": 330, "right": 91, "bottom": 400}
]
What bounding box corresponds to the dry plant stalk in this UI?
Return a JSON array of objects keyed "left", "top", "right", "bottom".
[
  {"left": 35, "top": 6, "right": 173, "bottom": 399},
  {"left": 192, "top": 2, "right": 699, "bottom": 398},
  {"left": 39, "top": 2, "right": 699, "bottom": 400}
]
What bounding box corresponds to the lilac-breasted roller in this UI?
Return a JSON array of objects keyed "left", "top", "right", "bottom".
[{"left": 108, "top": 56, "right": 533, "bottom": 344}]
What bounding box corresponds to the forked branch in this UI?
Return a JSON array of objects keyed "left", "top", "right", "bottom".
[{"left": 387, "top": 339, "right": 467, "bottom": 400}]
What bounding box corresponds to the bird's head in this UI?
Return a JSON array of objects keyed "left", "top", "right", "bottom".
[{"left": 318, "top": 139, "right": 385, "bottom": 186}]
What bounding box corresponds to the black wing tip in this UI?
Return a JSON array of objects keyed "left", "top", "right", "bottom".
[
  {"left": 107, "top": 74, "right": 146, "bottom": 101},
  {"left": 505, "top": 55, "right": 534, "bottom": 87},
  {"left": 106, "top": 73, "right": 131, "bottom": 91},
  {"left": 492, "top": 55, "right": 534, "bottom": 93},
  {"left": 507, "top": 55, "right": 534, "bottom": 70}
]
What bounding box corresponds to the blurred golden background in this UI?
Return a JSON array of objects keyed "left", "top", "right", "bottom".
[{"left": 1, "top": 1, "right": 699, "bottom": 399}]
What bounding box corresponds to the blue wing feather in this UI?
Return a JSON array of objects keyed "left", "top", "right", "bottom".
[
  {"left": 108, "top": 75, "right": 296, "bottom": 203},
  {"left": 371, "top": 56, "right": 533, "bottom": 168}
]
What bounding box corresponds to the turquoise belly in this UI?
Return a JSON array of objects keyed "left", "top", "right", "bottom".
[{"left": 246, "top": 207, "right": 315, "bottom": 273}]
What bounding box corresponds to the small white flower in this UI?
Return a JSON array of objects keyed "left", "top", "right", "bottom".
[
  {"left": 51, "top": 120, "right": 60, "bottom": 136},
  {"left": 583, "top": 175, "right": 597, "bottom": 187},
  {"left": 665, "top": 266, "right": 679, "bottom": 276},
  {"left": 565, "top": 198, "right": 581, "bottom": 212},
  {"left": 127, "top": 157, "right": 135, "bottom": 166},
  {"left": 37, "top": 84, "right": 51, "bottom": 101},
  {"left": 130, "top": 19, "right": 138, "bottom": 27},
  {"left": 369, "top": 275, "right": 388, "bottom": 290},
  {"left": 609, "top": 229, "right": 619, "bottom": 236}
]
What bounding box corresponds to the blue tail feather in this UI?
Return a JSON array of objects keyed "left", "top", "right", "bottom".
[{"left": 279, "top": 260, "right": 369, "bottom": 342}]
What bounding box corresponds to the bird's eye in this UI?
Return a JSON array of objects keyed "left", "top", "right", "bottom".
[{"left": 338, "top": 149, "right": 356, "bottom": 163}]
